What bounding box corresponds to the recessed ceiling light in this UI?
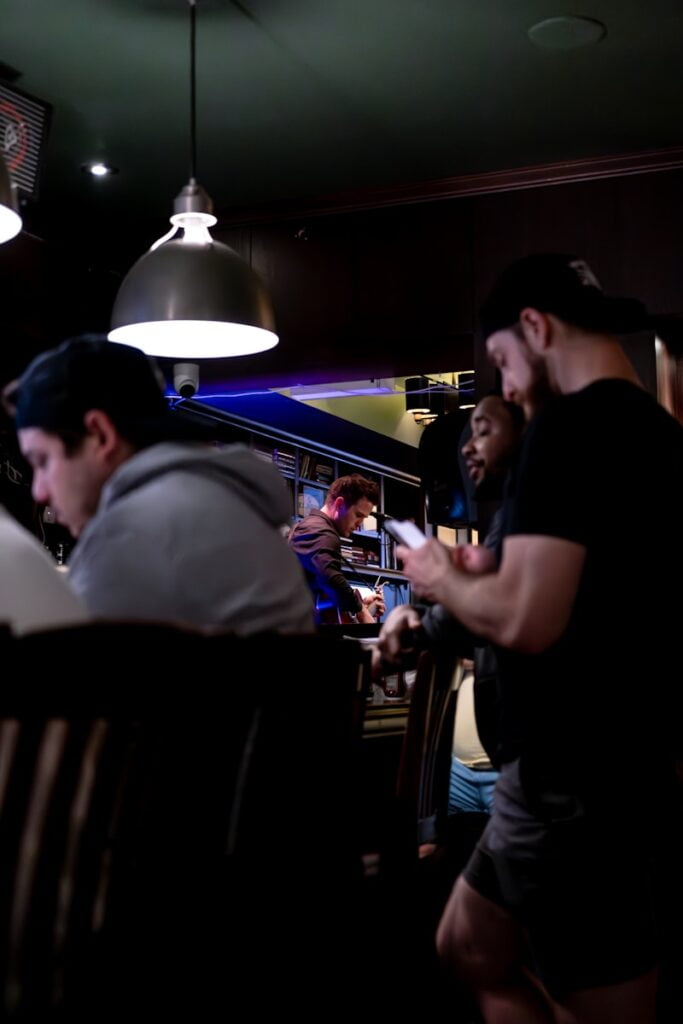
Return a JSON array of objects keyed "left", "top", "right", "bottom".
[
  {"left": 82, "top": 161, "right": 119, "bottom": 177},
  {"left": 528, "top": 15, "right": 606, "bottom": 50}
]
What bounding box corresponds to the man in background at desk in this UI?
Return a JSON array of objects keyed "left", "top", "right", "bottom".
[{"left": 289, "top": 474, "right": 385, "bottom": 624}]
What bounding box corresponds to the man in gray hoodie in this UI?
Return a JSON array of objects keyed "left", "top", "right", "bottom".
[{"left": 4, "top": 337, "right": 313, "bottom": 634}]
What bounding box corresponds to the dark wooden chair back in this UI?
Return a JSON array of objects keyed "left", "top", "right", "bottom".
[
  {"left": 355, "top": 651, "right": 463, "bottom": 1015},
  {"left": 381, "top": 650, "right": 461, "bottom": 875},
  {"left": 0, "top": 623, "right": 369, "bottom": 1018}
]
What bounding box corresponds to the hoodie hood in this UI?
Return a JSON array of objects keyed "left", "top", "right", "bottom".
[{"left": 99, "top": 441, "right": 292, "bottom": 527}]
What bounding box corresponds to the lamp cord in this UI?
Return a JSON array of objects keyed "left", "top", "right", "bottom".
[{"left": 189, "top": 0, "right": 197, "bottom": 183}]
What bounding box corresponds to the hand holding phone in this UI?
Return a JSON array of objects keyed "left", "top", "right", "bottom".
[{"left": 382, "top": 518, "right": 427, "bottom": 549}]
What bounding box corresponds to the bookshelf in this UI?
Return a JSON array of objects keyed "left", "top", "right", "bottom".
[
  {"left": 186, "top": 403, "right": 422, "bottom": 611},
  {"left": 245, "top": 435, "right": 422, "bottom": 575},
  {"left": 289, "top": 451, "right": 421, "bottom": 584}
]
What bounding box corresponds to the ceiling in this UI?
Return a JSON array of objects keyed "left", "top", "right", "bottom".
[
  {"left": 1, "top": 0, "right": 682, "bottom": 415},
  {"left": 3, "top": 0, "right": 683, "bottom": 265}
]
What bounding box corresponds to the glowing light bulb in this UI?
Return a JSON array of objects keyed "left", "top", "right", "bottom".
[{"left": 0, "top": 202, "right": 21, "bottom": 243}]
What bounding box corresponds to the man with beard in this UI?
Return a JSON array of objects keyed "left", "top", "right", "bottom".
[
  {"left": 397, "top": 253, "right": 683, "bottom": 1023},
  {"left": 377, "top": 394, "right": 525, "bottom": 812}
]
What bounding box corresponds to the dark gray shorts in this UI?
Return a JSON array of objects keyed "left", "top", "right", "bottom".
[{"left": 462, "top": 759, "right": 658, "bottom": 997}]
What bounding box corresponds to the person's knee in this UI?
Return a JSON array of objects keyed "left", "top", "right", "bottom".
[
  {"left": 436, "top": 879, "right": 519, "bottom": 989},
  {"left": 435, "top": 898, "right": 458, "bottom": 964},
  {"left": 437, "top": 913, "right": 499, "bottom": 986}
]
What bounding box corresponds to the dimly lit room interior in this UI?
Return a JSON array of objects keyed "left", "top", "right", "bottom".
[{"left": 0, "top": 2, "right": 682, "bottom": 1020}]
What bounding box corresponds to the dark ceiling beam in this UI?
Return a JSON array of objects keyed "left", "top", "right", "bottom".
[{"left": 218, "top": 145, "right": 683, "bottom": 227}]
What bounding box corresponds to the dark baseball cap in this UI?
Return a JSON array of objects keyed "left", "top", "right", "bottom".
[
  {"left": 479, "top": 253, "right": 652, "bottom": 339},
  {"left": 5, "top": 335, "right": 208, "bottom": 441}
]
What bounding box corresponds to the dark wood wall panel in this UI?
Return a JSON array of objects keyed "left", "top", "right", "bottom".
[
  {"left": 0, "top": 234, "right": 118, "bottom": 381},
  {"left": 234, "top": 170, "right": 678, "bottom": 395},
  {"left": 471, "top": 178, "right": 623, "bottom": 394},
  {"left": 350, "top": 199, "right": 474, "bottom": 342},
  {"left": 252, "top": 217, "right": 356, "bottom": 357},
  {"left": 3, "top": 165, "right": 682, "bottom": 395},
  {"left": 210, "top": 200, "right": 475, "bottom": 388},
  {"left": 615, "top": 169, "right": 683, "bottom": 316}
]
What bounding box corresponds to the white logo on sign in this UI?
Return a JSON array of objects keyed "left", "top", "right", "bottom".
[
  {"left": 3, "top": 122, "right": 19, "bottom": 155},
  {"left": 569, "top": 260, "right": 602, "bottom": 290}
]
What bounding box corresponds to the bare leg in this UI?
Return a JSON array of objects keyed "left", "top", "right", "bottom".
[
  {"left": 554, "top": 969, "right": 658, "bottom": 1024},
  {"left": 437, "top": 877, "right": 657, "bottom": 1024},
  {"left": 436, "top": 875, "right": 555, "bottom": 1024}
]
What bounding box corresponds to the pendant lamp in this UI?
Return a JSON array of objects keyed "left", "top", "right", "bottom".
[
  {"left": 405, "top": 376, "right": 431, "bottom": 415},
  {"left": 405, "top": 375, "right": 448, "bottom": 424},
  {"left": 0, "top": 150, "right": 22, "bottom": 244},
  {"left": 108, "top": 0, "right": 277, "bottom": 359}
]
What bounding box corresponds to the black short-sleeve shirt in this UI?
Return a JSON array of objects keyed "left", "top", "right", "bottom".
[{"left": 496, "top": 380, "right": 683, "bottom": 802}]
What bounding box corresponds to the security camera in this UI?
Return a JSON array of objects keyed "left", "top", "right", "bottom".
[{"left": 173, "top": 362, "right": 199, "bottom": 399}]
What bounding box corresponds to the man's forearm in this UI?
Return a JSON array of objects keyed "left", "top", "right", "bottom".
[
  {"left": 399, "top": 535, "right": 585, "bottom": 655},
  {"left": 430, "top": 534, "right": 585, "bottom": 654},
  {"left": 435, "top": 569, "right": 514, "bottom": 647}
]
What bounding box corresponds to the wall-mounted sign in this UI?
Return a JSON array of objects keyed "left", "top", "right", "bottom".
[{"left": 0, "top": 82, "right": 51, "bottom": 198}]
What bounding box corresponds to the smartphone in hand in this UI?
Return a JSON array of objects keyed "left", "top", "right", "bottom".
[{"left": 382, "top": 519, "right": 427, "bottom": 549}]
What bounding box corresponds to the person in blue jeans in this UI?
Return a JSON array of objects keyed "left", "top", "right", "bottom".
[{"left": 448, "top": 663, "right": 499, "bottom": 813}]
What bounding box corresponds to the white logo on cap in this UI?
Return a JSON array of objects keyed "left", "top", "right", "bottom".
[{"left": 569, "top": 259, "right": 602, "bottom": 290}]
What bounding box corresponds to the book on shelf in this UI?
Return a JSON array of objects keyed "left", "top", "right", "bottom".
[
  {"left": 273, "top": 448, "right": 296, "bottom": 478},
  {"left": 300, "top": 453, "right": 314, "bottom": 480},
  {"left": 355, "top": 548, "right": 379, "bottom": 566},
  {"left": 314, "top": 460, "right": 334, "bottom": 484},
  {"left": 252, "top": 444, "right": 274, "bottom": 464}
]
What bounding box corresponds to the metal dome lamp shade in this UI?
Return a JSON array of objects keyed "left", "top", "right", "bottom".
[
  {"left": 0, "top": 150, "right": 22, "bottom": 244},
  {"left": 108, "top": 0, "right": 277, "bottom": 359}
]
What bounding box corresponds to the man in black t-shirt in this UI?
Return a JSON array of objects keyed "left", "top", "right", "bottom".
[{"left": 397, "top": 254, "right": 683, "bottom": 1023}]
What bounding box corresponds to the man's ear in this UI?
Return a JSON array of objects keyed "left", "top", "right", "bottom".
[
  {"left": 82, "top": 409, "right": 119, "bottom": 458},
  {"left": 519, "top": 307, "right": 552, "bottom": 353}
]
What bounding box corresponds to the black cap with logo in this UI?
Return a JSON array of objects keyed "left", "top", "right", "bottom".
[{"left": 479, "top": 253, "right": 653, "bottom": 339}]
